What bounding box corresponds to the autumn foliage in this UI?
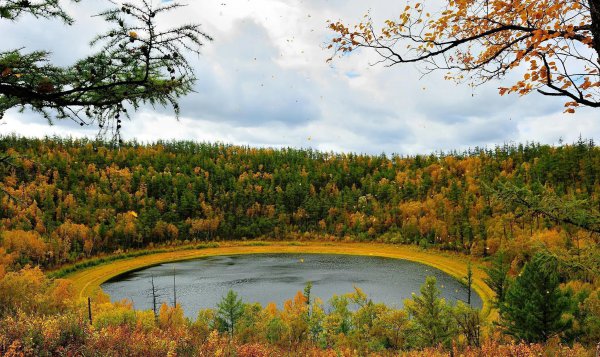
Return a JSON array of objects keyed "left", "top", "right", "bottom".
[
  {"left": 0, "top": 136, "right": 599, "bottom": 355},
  {"left": 0, "top": 271, "right": 595, "bottom": 356},
  {"left": 328, "top": 0, "right": 600, "bottom": 112},
  {"left": 2, "top": 136, "right": 599, "bottom": 271}
]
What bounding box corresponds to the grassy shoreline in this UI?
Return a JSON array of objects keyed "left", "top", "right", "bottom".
[{"left": 64, "top": 241, "right": 495, "bottom": 318}]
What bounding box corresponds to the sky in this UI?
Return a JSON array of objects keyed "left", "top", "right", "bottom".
[{"left": 1, "top": 0, "right": 599, "bottom": 155}]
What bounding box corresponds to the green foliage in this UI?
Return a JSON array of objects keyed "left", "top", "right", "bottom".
[
  {"left": 0, "top": 2, "right": 211, "bottom": 142},
  {"left": 2, "top": 137, "right": 600, "bottom": 271},
  {"left": 327, "top": 294, "right": 352, "bottom": 335},
  {"left": 303, "top": 281, "right": 312, "bottom": 309},
  {"left": 493, "top": 181, "right": 600, "bottom": 234},
  {"left": 500, "top": 253, "right": 573, "bottom": 342},
  {"left": 216, "top": 289, "right": 244, "bottom": 338},
  {"left": 236, "top": 303, "right": 263, "bottom": 343},
  {"left": 0, "top": 268, "right": 597, "bottom": 355},
  {"left": 483, "top": 251, "right": 511, "bottom": 306},
  {"left": 404, "top": 276, "right": 454, "bottom": 349},
  {"left": 0, "top": 0, "right": 76, "bottom": 23},
  {"left": 348, "top": 290, "right": 389, "bottom": 353},
  {"left": 578, "top": 289, "right": 600, "bottom": 344},
  {"left": 266, "top": 316, "right": 286, "bottom": 344},
  {"left": 0, "top": 136, "right": 599, "bottom": 350},
  {"left": 534, "top": 247, "right": 599, "bottom": 284},
  {"left": 453, "top": 301, "right": 482, "bottom": 347}
]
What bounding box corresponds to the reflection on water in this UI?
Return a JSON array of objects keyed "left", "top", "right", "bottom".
[{"left": 102, "top": 253, "right": 482, "bottom": 317}]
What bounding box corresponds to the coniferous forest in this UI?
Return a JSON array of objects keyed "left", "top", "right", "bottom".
[
  {"left": 0, "top": 135, "right": 598, "bottom": 356},
  {"left": 2, "top": 0, "right": 600, "bottom": 354}
]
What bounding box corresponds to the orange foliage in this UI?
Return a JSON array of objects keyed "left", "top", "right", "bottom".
[
  {"left": 1, "top": 230, "right": 47, "bottom": 265},
  {"left": 328, "top": 0, "right": 599, "bottom": 111}
]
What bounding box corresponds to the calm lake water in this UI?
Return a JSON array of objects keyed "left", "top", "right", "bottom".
[{"left": 101, "top": 253, "right": 482, "bottom": 317}]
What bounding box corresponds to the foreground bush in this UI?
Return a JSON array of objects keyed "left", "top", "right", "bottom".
[{"left": 0, "top": 268, "right": 596, "bottom": 356}]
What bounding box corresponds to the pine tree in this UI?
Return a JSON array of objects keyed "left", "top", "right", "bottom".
[
  {"left": 404, "top": 276, "right": 454, "bottom": 348},
  {"left": 0, "top": 2, "right": 212, "bottom": 142},
  {"left": 483, "top": 251, "right": 510, "bottom": 306},
  {"left": 500, "top": 253, "right": 572, "bottom": 342}
]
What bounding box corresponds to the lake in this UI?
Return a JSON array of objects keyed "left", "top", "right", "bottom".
[{"left": 101, "top": 253, "right": 482, "bottom": 317}]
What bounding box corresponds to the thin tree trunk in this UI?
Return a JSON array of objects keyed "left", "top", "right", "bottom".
[
  {"left": 151, "top": 274, "right": 157, "bottom": 319},
  {"left": 173, "top": 267, "right": 177, "bottom": 306},
  {"left": 88, "top": 297, "right": 93, "bottom": 325},
  {"left": 589, "top": 0, "right": 600, "bottom": 62}
]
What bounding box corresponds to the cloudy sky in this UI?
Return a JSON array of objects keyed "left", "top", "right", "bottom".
[{"left": 1, "top": 0, "right": 599, "bottom": 155}]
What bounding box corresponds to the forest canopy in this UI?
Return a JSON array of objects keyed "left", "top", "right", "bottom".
[{"left": 1, "top": 135, "right": 599, "bottom": 271}]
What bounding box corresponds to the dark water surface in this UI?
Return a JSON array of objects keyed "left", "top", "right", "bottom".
[{"left": 102, "top": 253, "right": 482, "bottom": 317}]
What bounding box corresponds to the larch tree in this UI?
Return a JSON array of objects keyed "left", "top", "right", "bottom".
[
  {"left": 328, "top": 0, "right": 599, "bottom": 112},
  {"left": 0, "top": 0, "right": 212, "bottom": 142},
  {"left": 216, "top": 289, "right": 245, "bottom": 339}
]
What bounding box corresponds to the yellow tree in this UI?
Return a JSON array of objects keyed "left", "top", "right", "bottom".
[
  {"left": 328, "top": 0, "right": 599, "bottom": 112},
  {"left": 280, "top": 291, "right": 309, "bottom": 347},
  {"left": 1, "top": 230, "right": 47, "bottom": 266}
]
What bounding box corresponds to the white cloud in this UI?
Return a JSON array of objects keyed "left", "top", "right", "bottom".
[{"left": 1, "top": 0, "right": 598, "bottom": 155}]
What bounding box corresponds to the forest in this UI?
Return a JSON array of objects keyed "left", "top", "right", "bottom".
[
  {"left": 0, "top": 135, "right": 598, "bottom": 356},
  {"left": 2, "top": 136, "right": 600, "bottom": 263},
  {"left": 1, "top": 0, "right": 599, "bottom": 354}
]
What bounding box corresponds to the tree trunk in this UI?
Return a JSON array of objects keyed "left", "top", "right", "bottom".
[{"left": 590, "top": 0, "right": 600, "bottom": 62}]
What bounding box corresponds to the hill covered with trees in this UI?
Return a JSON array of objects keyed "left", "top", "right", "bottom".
[
  {"left": 0, "top": 136, "right": 598, "bottom": 355},
  {"left": 1, "top": 135, "right": 599, "bottom": 268}
]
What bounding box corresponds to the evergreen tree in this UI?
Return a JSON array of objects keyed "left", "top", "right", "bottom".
[
  {"left": 404, "top": 276, "right": 454, "bottom": 348},
  {"left": 0, "top": 2, "right": 212, "bottom": 142},
  {"left": 462, "top": 262, "right": 473, "bottom": 306},
  {"left": 500, "top": 253, "right": 573, "bottom": 342},
  {"left": 216, "top": 290, "right": 244, "bottom": 339},
  {"left": 483, "top": 251, "right": 510, "bottom": 306}
]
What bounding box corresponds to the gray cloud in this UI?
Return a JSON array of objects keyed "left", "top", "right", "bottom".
[
  {"left": 178, "top": 19, "right": 321, "bottom": 126},
  {"left": 1, "top": 0, "right": 598, "bottom": 155}
]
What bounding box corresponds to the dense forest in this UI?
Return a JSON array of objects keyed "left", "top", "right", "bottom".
[
  {"left": 0, "top": 136, "right": 599, "bottom": 356},
  {"left": 1, "top": 136, "right": 599, "bottom": 267}
]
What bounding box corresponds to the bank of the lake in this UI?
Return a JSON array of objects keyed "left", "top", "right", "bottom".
[
  {"left": 65, "top": 242, "right": 495, "bottom": 318},
  {"left": 103, "top": 253, "right": 484, "bottom": 316}
]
